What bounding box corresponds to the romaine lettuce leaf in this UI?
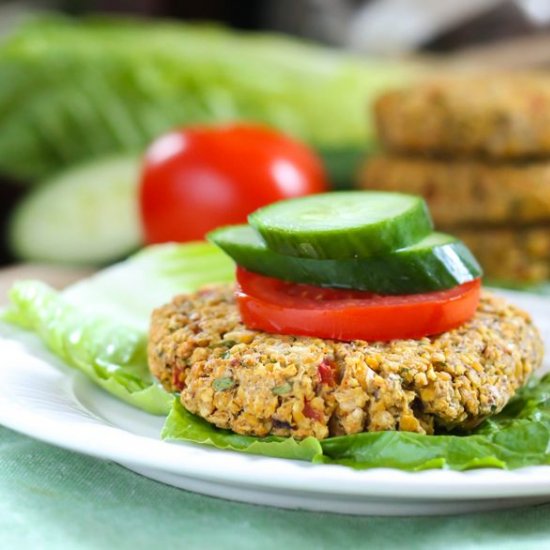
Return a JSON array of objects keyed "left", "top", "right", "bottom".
[
  {"left": 4, "top": 280, "right": 172, "bottom": 415},
  {"left": 2, "top": 242, "right": 234, "bottom": 413},
  {"left": 162, "top": 374, "right": 550, "bottom": 470},
  {"left": 0, "top": 16, "right": 414, "bottom": 182},
  {"left": 63, "top": 241, "right": 234, "bottom": 331},
  {"left": 320, "top": 374, "right": 550, "bottom": 470},
  {"left": 163, "top": 400, "right": 322, "bottom": 462}
]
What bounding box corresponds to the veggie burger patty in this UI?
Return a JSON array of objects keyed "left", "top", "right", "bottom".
[
  {"left": 360, "top": 154, "right": 550, "bottom": 227},
  {"left": 375, "top": 74, "right": 550, "bottom": 159},
  {"left": 148, "top": 285, "right": 543, "bottom": 440},
  {"left": 453, "top": 226, "right": 550, "bottom": 282}
]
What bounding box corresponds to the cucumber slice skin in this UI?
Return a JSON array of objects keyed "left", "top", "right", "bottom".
[
  {"left": 208, "top": 225, "right": 483, "bottom": 294},
  {"left": 249, "top": 191, "right": 433, "bottom": 260}
]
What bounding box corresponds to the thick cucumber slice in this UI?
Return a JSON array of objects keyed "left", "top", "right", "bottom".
[
  {"left": 249, "top": 191, "right": 432, "bottom": 259},
  {"left": 209, "top": 225, "right": 482, "bottom": 294},
  {"left": 9, "top": 155, "right": 142, "bottom": 265}
]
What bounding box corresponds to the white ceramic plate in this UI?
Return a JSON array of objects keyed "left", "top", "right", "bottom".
[{"left": 1, "top": 289, "right": 550, "bottom": 516}]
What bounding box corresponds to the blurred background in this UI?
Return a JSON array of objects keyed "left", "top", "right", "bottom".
[
  {"left": 4, "top": 0, "right": 550, "bottom": 54},
  {"left": 1, "top": 0, "right": 550, "bottom": 289}
]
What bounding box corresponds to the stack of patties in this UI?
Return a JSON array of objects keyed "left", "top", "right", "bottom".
[{"left": 360, "top": 75, "right": 550, "bottom": 283}]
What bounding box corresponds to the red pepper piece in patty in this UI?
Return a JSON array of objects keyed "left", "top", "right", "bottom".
[
  {"left": 171, "top": 367, "right": 185, "bottom": 392},
  {"left": 318, "top": 359, "right": 337, "bottom": 386},
  {"left": 303, "top": 399, "right": 323, "bottom": 422}
]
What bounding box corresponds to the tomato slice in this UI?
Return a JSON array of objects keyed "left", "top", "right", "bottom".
[{"left": 235, "top": 267, "right": 481, "bottom": 342}]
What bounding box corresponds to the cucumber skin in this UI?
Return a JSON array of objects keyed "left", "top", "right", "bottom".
[
  {"left": 209, "top": 225, "right": 483, "bottom": 295},
  {"left": 249, "top": 192, "right": 433, "bottom": 260}
]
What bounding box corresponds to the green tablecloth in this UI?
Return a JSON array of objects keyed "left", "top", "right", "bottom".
[{"left": 2, "top": 426, "right": 550, "bottom": 549}]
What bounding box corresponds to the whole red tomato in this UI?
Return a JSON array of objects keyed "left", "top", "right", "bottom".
[{"left": 140, "top": 124, "right": 328, "bottom": 243}]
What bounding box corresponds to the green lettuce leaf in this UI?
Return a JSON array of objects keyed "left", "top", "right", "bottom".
[
  {"left": 162, "top": 373, "right": 550, "bottom": 470},
  {"left": 2, "top": 242, "right": 234, "bottom": 414},
  {"left": 4, "top": 280, "right": 172, "bottom": 414},
  {"left": 63, "top": 241, "right": 234, "bottom": 331},
  {"left": 163, "top": 400, "right": 322, "bottom": 462},
  {"left": 0, "top": 16, "right": 414, "bottom": 181},
  {"left": 319, "top": 375, "right": 550, "bottom": 471}
]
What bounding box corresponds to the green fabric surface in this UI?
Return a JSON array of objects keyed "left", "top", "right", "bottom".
[{"left": 2, "top": 426, "right": 550, "bottom": 549}]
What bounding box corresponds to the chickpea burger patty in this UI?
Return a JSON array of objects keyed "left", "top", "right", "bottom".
[
  {"left": 148, "top": 285, "right": 543, "bottom": 440},
  {"left": 454, "top": 226, "right": 550, "bottom": 283},
  {"left": 360, "top": 154, "right": 550, "bottom": 227},
  {"left": 375, "top": 75, "right": 550, "bottom": 159}
]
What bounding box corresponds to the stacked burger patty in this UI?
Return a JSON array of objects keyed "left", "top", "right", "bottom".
[{"left": 360, "top": 75, "right": 550, "bottom": 282}]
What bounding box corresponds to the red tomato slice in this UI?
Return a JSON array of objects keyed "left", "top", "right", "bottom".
[{"left": 235, "top": 267, "right": 481, "bottom": 342}]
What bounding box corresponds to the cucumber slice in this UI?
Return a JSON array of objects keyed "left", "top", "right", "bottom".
[
  {"left": 9, "top": 155, "right": 142, "bottom": 265},
  {"left": 209, "top": 225, "right": 482, "bottom": 294},
  {"left": 249, "top": 191, "right": 432, "bottom": 259}
]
